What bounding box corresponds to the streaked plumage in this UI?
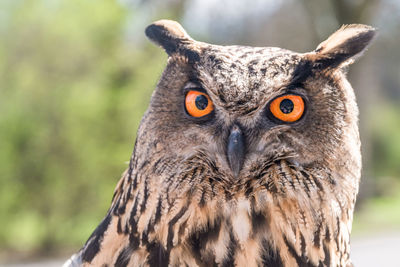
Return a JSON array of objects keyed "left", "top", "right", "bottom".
[{"left": 64, "top": 20, "right": 376, "bottom": 267}]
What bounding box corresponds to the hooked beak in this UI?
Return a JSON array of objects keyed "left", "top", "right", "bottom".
[{"left": 227, "top": 125, "right": 245, "bottom": 177}]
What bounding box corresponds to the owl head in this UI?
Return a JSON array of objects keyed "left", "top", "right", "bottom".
[{"left": 138, "top": 20, "right": 375, "bottom": 192}]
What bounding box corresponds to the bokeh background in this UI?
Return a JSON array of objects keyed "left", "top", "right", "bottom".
[{"left": 0, "top": 0, "right": 399, "bottom": 265}]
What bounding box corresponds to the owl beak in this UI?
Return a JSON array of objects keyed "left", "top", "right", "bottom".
[{"left": 227, "top": 125, "right": 245, "bottom": 178}]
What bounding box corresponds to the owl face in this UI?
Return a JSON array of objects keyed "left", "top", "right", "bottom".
[{"left": 140, "top": 21, "right": 375, "bottom": 189}]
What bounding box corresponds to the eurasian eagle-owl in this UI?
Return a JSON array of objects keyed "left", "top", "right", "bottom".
[{"left": 65, "top": 20, "right": 376, "bottom": 267}]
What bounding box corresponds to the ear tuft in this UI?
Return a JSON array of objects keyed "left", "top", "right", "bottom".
[
  {"left": 310, "top": 24, "right": 377, "bottom": 69},
  {"left": 145, "top": 20, "right": 194, "bottom": 56}
]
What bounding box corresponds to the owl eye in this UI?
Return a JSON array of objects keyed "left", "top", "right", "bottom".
[
  {"left": 269, "top": 94, "right": 305, "bottom": 122},
  {"left": 185, "top": 90, "right": 214, "bottom": 118}
]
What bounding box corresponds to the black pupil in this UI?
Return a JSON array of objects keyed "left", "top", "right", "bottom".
[
  {"left": 195, "top": 95, "right": 208, "bottom": 110},
  {"left": 280, "top": 99, "right": 294, "bottom": 114}
]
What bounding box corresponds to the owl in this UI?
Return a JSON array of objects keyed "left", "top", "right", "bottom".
[{"left": 64, "top": 20, "right": 376, "bottom": 267}]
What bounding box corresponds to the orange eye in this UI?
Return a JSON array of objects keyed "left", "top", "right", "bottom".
[
  {"left": 185, "top": 90, "right": 214, "bottom": 118},
  {"left": 269, "top": 94, "right": 305, "bottom": 122}
]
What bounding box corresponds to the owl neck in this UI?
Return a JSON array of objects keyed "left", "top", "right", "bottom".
[{"left": 76, "top": 159, "right": 356, "bottom": 267}]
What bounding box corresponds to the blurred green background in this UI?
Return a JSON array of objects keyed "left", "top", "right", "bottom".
[{"left": 0, "top": 0, "right": 399, "bottom": 263}]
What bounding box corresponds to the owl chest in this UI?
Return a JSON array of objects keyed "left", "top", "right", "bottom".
[
  {"left": 165, "top": 192, "right": 351, "bottom": 267},
  {"left": 80, "top": 181, "right": 350, "bottom": 267}
]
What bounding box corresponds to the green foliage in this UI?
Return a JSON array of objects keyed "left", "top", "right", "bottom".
[
  {"left": 353, "top": 182, "right": 400, "bottom": 235},
  {"left": 370, "top": 104, "right": 400, "bottom": 179},
  {"left": 0, "top": 0, "right": 166, "bottom": 255}
]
